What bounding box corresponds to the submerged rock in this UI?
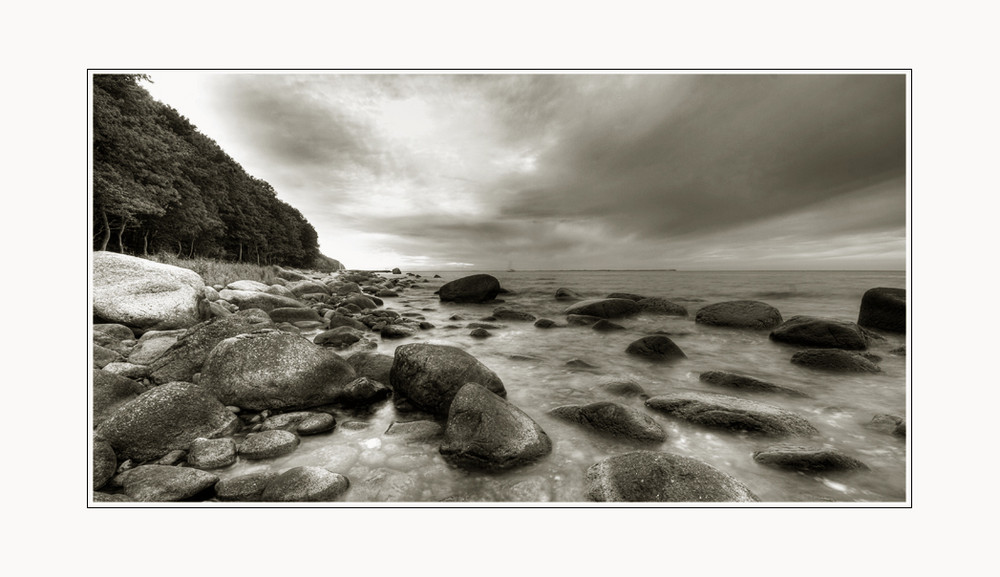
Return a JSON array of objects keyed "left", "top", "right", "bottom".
[
  {"left": 555, "top": 287, "right": 582, "bottom": 301},
  {"left": 564, "top": 298, "right": 640, "bottom": 319},
  {"left": 586, "top": 451, "right": 759, "bottom": 502},
  {"left": 439, "top": 383, "right": 552, "bottom": 470},
  {"left": 534, "top": 318, "right": 557, "bottom": 328},
  {"left": 699, "top": 371, "right": 809, "bottom": 397},
  {"left": 857, "top": 287, "right": 906, "bottom": 333},
  {"left": 625, "top": 335, "right": 686, "bottom": 361},
  {"left": 549, "top": 402, "right": 666, "bottom": 443},
  {"left": 636, "top": 297, "right": 688, "bottom": 316},
  {"left": 753, "top": 444, "right": 870, "bottom": 472},
  {"left": 645, "top": 391, "right": 818, "bottom": 436},
  {"left": 769, "top": 316, "right": 869, "bottom": 350},
  {"left": 390, "top": 343, "right": 506, "bottom": 416},
  {"left": 492, "top": 307, "right": 536, "bottom": 321},
  {"left": 437, "top": 274, "right": 502, "bottom": 303},
  {"left": 790, "top": 349, "right": 881, "bottom": 373},
  {"left": 695, "top": 300, "right": 783, "bottom": 329}
]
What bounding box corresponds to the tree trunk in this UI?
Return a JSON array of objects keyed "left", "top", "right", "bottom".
[
  {"left": 143, "top": 230, "right": 149, "bottom": 255},
  {"left": 117, "top": 218, "right": 127, "bottom": 253},
  {"left": 189, "top": 237, "right": 196, "bottom": 258},
  {"left": 238, "top": 242, "right": 243, "bottom": 262},
  {"left": 99, "top": 209, "right": 111, "bottom": 252}
]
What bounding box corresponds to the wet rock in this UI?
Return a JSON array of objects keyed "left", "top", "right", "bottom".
[
  {"left": 384, "top": 420, "right": 444, "bottom": 440},
  {"left": 555, "top": 287, "right": 582, "bottom": 300},
  {"left": 119, "top": 465, "right": 219, "bottom": 502},
  {"left": 201, "top": 329, "right": 358, "bottom": 411},
  {"left": 346, "top": 352, "right": 394, "bottom": 385},
  {"left": 636, "top": 297, "right": 688, "bottom": 316},
  {"left": 260, "top": 466, "right": 350, "bottom": 502},
  {"left": 187, "top": 437, "right": 237, "bottom": 469},
  {"left": 96, "top": 381, "right": 239, "bottom": 461},
  {"left": 286, "top": 280, "right": 331, "bottom": 297},
  {"left": 331, "top": 376, "right": 392, "bottom": 407},
  {"left": 790, "top": 349, "right": 881, "bottom": 373},
  {"left": 868, "top": 413, "right": 906, "bottom": 437},
  {"left": 607, "top": 292, "right": 646, "bottom": 301},
  {"left": 342, "top": 294, "right": 379, "bottom": 310},
  {"left": 592, "top": 319, "right": 625, "bottom": 331},
  {"left": 214, "top": 471, "right": 280, "bottom": 502},
  {"left": 770, "top": 315, "right": 870, "bottom": 350},
  {"left": 534, "top": 318, "right": 557, "bottom": 328},
  {"left": 390, "top": 343, "right": 506, "bottom": 416},
  {"left": 93, "top": 251, "right": 209, "bottom": 330},
  {"left": 324, "top": 313, "right": 369, "bottom": 331},
  {"left": 699, "top": 371, "right": 810, "bottom": 397},
  {"left": 155, "top": 449, "right": 187, "bottom": 466},
  {"left": 625, "top": 335, "right": 686, "bottom": 362},
  {"left": 492, "top": 307, "right": 536, "bottom": 321},
  {"left": 598, "top": 379, "right": 649, "bottom": 399},
  {"left": 269, "top": 307, "right": 323, "bottom": 325},
  {"left": 566, "top": 358, "right": 598, "bottom": 368},
  {"left": 695, "top": 300, "right": 783, "bottom": 329},
  {"left": 586, "top": 450, "right": 759, "bottom": 502},
  {"left": 351, "top": 468, "right": 419, "bottom": 501},
  {"left": 440, "top": 383, "right": 552, "bottom": 470},
  {"left": 566, "top": 314, "right": 602, "bottom": 326},
  {"left": 392, "top": 267, "right": 402, "bottom": 275},
  {"left": 217, "top": 289, "right": 303, "bottom": 313},
  {"left": 858, "top": 287, "right": 906, "bottom": 333},
  {"left": 314, "top": 326, "right": 365, "bottom": 348},
  {"left": 297, "top": 412, "right": 338, "bottom": 435},
  {"left": 564, "top": 298, "right": 640, "bottom": 319},
  {"left": 381, "top": 323, "right": 417, "bottom": 339},
  {"left": 238, "top": 430, "right": 300, "bottom": 460},
  {"left": 645, "top": 391, "right": 818, "bottom": 436},
  {"left": 93, "top": 440, "right": 117, "bottom": 490},
  {"left": 93, "top": 369, "right": 146, "bottom": 428},
  {"left": 549, "top": 402, "right": 666, "bottom": 443},
  {"left": 147, "top": 309, "right": 274, "bottom": 384},
  {"left": 466, "top": 322, "right": 502, "bottom": 329},
  {"left": 752, "top": 444, "right": 870, "bottom": 472},
  {"left": 437, "top": 274, "right": 502, "bottom": 303},
  {"left": 470, "top": 328, "right": 492, "bottom": 338},
  {"left": 889, "top": 345, "right": 906, "bottom": 356}
]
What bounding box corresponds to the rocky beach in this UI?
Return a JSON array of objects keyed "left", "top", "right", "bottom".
[{"left": 91, "top": 251, "right": 907, "bottom": 504}]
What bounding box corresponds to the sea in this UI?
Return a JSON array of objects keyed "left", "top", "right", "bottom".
[{"left": 216, "top": 269, "right": 908, "bottom": 505}]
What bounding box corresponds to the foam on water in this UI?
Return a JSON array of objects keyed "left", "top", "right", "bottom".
[{"left": 216, "top": 269, "right": 907, "bottom": 503}]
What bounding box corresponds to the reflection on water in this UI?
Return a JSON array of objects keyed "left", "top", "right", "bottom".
[{"left": 216, "top": 270, "right": 907, "bottom": 503}]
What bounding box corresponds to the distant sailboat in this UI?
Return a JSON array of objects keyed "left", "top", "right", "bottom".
[{"left": 507, "top": 259, "right": 515, "bottom": 272}]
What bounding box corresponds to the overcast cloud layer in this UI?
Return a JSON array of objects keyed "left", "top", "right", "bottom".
[{"left": 141, "top": 73, "right": 906, "bottom": 270}]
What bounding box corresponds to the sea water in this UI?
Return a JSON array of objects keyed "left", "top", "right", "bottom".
[{"left": 216, "top": 270, "right": 908, "bottom": 504}]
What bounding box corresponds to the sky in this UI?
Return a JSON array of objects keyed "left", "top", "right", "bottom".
[{"left": 140, "top": 72, "right": 907, "bottom": 271}]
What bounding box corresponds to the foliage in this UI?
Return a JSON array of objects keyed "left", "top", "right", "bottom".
[
  {"left": 146, "top": 252, "right": 282, "bottom": 288},
  {"left": 92, "top": 74, "right": 322, "bottom": 268}
]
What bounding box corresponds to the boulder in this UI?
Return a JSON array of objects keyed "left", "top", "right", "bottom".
[
  {"left": 645, "top": 392, "right": 818, "bottom": 436},
  {"left": 346, "top": 352, "right": 394, "bottom": 385},
  {"left": 564, "top": 298, "right": 640, "bottom": 319},
  {"left": 699, "top": 371, "right": 809, "bottom": 397},
  {"left": 260, "top": 467, "right": 350, "bottom": 502},
  {"left": 390, "top": 344, "right": 506, "bottom": 416},
  {"left": 790, "top": 349, "right": 881, "bottom": 373},
  {"left": 93, "top": 440, "right": 117, "bottom": 490},
  {"left": 226, "top": 280, "right": 269, "bottom": 292},
  {"left": 492, "top": 307, "right": 536, "bottom": 321},
  {"left": 592, "top": 319, "right": 625, "bottom": 331},
  {"left": 566, "top": 314, "right": 602, "bottom": 326},
  {"left": 625, "top": 335, "right": 686, "bottom": 361},
  {"left": 268, "top": 307, "right": 323, "bottom": 324},
  {"left": 93, "top": 369, "right": 146, "bottom": 428},
  {"left": 147, "top": 309, "right": 274, "bottom": 384},
  {"left": 392, "top": 268, "right": 402, "bottom": 274},
  {"left": 858, "top": 287, "right": 906, "bottom": 333},
  {"left": 598, "top": 379, "right": 649, "bottom": 399},
  {"left": 555, "top": 287, "right": 582, "bottom": 301},
  {"left": 607, "top": 292, "right": 646, "bottom": 301},
  {"left": 695, "top": 300, "right": 783, "bottom": 329},
  {"left": 752, "top": 444, "right": 870, "bottom": 472},
  {"left": 264, "top": 284, "right": 297, "bottom": 299},
  {"left": 214, "top": 471, "right": 281, "bottom": 502},
  {"left": 314, "top": 326, "right": 365, "bottom": 348},
  {"left": 324, "top": 312, "right": 369, "bottom": 331},
  {"left": 286, "top": 280, "right": 331, "bottom": 297},
  {"left": 93, "top": 344, "right": 124, "bottom": 368},
  {"left": 342, "top": 294, "right": 379, "bottom": 310},
  {"left": 127, "top": 329, "right": 186, "bottom": 366},
  {"left": 187, "top": 437, "right": 237, "bottom": 469},
  {"left": 217, "top": 289, "right": 304, "bottom": 313},
  {"left": 96, "top": 381, "right": 240, "bottom": 461},
  {"left": 384, "top": 420, "right": 444, "bottom": 440},
  {"left": 534, "top": 318, "right": 557, "bottom": 328},
  {"left": 586, "top": 451, "right": 759, "bottom": 502},
  {"left": 381, "top": 323, "right": 417, "bottom": 339},
  {"left": 439, "top": 383, "right": 552, "bottom": 470},
  {"left": 636, "top": 297, "right": 688, "bottom": 316},
  {"left": 329, "top": 377, "right": 392, "bottom": 407},
  {"left": 200, "top": 330, "right": 358, "bottom": 411},
  {"left": 238, "top": 430, "right": 300, "bottom": 460},
  {"left": 470, "top": 328, "right": 491, "bottom": 338},
  {"left": 101, "top": 362, "right": 151, "bottom": 379},
  {"left": 549, "top": 402, "right": 666, "bottom": 443},
  {"left": 437, "top": 274, "right": 502, "bottom": 303},
  {"left": 93, "top": 323, "right": 136, "bottom": 342},
  {"left": 769, "top": 315, "right": 869, "bottom": 350},
  {"left": 92, "top": 251, "right": 209, "bottom": 330},
  {"left": 119, "top": 464, "right": 219, "bottom": 502}
]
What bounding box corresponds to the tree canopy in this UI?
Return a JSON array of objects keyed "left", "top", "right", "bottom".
[{"left": 92, "top": 74, "right": 322, "bottom": 268}]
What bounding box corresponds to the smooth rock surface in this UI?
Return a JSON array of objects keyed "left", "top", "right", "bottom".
[
  {"left": 587, "top": 451, "right": 759, "bottom": 502},
  {"left": 390, "top": 344, "right": 506, "bottom": 416},
  {"left": 119, "top": 464, "right": 219, "bottom": 502},
  {"left": 93, "top": 251, "right": 208, "bottom": 330},
  {"left": 695, "top": 300, "right": 783, "bottom": 329},
  {"left": 549, "top": 402, "right": 666, "bottom": 443},
  {"left": 769, "top": 315, "right": 869, "bottom": 350},
  {"left": 645, "top": 391, "right": 818, "bottom": 436},
  {"left": 260, "top": 466, "right": 350, "bottom": 502},
  {"left": 858, "top": 287, "right": 906, "bottom": 333}
]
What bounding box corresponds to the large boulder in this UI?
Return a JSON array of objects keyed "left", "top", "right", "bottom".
[
  {"left": 226, "top": 280, "right": 269, "bottom": 292},
  {"left": 269, "top": 307, "right": 323, "bottom": 324},
  {"left": 586, "top": 451, "right": 759, "bottom": 502},
  {"left": 636, "top": 297, "right": 688, "bottom": 316},
  {"left": 645, "top": 391, "right": 818, "bottom": 436},
  {"left": 118, "top": 464, "right": 219, "bottom": 502},
  {"left": 549, "top": 402, "right": 666, "bottom": 443},
  {"left": 625, "top": 335, "right": 686, "bottom": 361},
  {"left": 217, "top": 289, "right": 304, "bottom": 313},
  {"left": 564, "top": 298, "right": 640, "bottom": 319},
  {"left": 437, "top": 274, "right": 502, "bottom": 303},
  {"left": 769, "top": 315, "right": 869, "bottom": 350},
  {"left": 752, "top": 444, "right": 870, "bottom": 472},
  {"left": 790, "top": 349, "right": 882, "bottom": 373},
  {"left": 93, "top": 439, "right": 117, "bottom": 490},
  {"left": 286, "top": 280, "right": 331, "bottom": 297},
  {"left": 439, "top": 383, "right": 552, "bottom": 470},
  {"left": 147, "top": 309, "right": 274, "bottom": 384},
  {"left": 858, "top": 287, "right": 906, "bottom": 333},
  {"left": 390, "top": 344, "right": 506, "bottom": 416},
  {"left": 127, "top": 329, "right": 186, "bottom": 366},
  {"left": 214, "top": 471, "right": 281, "bottom": 502},
  {"left": 695, "top": 300, "right": 783, "bottom": 329},
  {"left": 93, "top": 368, "right": 146, "bottom": 428},
  {"left": 699, "top": 371, "right": 809, "bottom": 397},
  {"left": 555, "top": 287, "right": 582, "bottom": 301},
  {"left": 95, "top": 381, "right": 240, "bottom": 461},
  {"left": 92, "top": 251, "right": 209, "bottom": 330},
  {"left": 260, "top": 466, "right": 350, "bottom": 502},
  {"left": 200, "top": 330, "right": 358, "bottom": 411},
  {"left": 346, "top": 352, "right": 394, "bottom": 385}
]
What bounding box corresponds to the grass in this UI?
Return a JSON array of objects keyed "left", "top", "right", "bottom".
[{"left": 145, "top": 253, "right": 283, "bottom": 287}]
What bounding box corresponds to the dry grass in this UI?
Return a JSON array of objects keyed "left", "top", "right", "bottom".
[{"left": 146, "top": 253, "right": 282, "bottom": 287}]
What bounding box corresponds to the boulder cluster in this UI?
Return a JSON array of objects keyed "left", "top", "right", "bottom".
[{"left": 92, "top": 253, "right": 906, "bottom": 503}]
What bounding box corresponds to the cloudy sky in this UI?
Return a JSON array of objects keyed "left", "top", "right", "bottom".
[{"left": 141, "top": 72, "right": 906, "bottom": 271}]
